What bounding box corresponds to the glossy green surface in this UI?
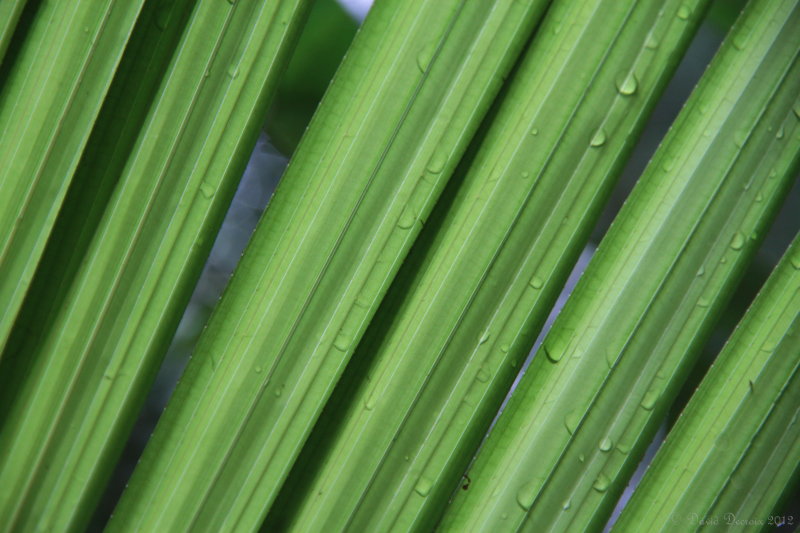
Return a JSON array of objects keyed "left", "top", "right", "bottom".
[
  {"left": 0, "top": 0, "right": 310, "bottom": 530},
  {"left": 0, "top": 0, "right": 145, "bottom": 353},
  {"left": 614, "top": 234, "right": 800, "bottom": 532},
  {"left": 265, "top": 0, "right": 708, "bottom": 531},
  {"left": 110, "top": 0, "right": 553, "bottom": 531},
  {"left": 442, "top": 1, "right": 800, "bottom": 531}
]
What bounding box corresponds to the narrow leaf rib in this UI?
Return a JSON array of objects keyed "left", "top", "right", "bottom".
[
  {"left": 0, "top": 0, "right": 146, "bottom": 352},
  {"left": 0, "top": 0, "right": 27, "bottom": 64},
  {"left": 0, "top": 0, "right": 196, "bottom": 413},
  {"left": 110, "top": 1, "right": 553, "bottom": 531},
  {"left": 0, "top": 0, "right": 311, "bottom": 531},
  {"left": 613, "top": 234, "right": 800, "bottom": 532},
  {"left": 265, "top": 0, "right": 708, "bottom": 531},
  {"left": 442, "top": 1, "right": 800, "bottom": 531}
]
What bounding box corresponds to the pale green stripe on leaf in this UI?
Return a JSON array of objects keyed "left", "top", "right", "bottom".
[
  {"left": 0, "top": 0, "right": 27, "bottom": 64},
  {"left": 614, "top": 234, "right": 800, "bottom": 532},
  {"left": 265, "top": 0, "right": 708, "bottom": 531},
  {"left": 0, "top": 0, "right": 146, "bottom": 352},
  {"left": 0, "top": 0, "right": 311, "bottom": 531},
  {"left": 442, "top": 1, "right": 800, "bottom": 531},
  {"left": 110, "top": 0, "right": 552, "bottom": 531}
]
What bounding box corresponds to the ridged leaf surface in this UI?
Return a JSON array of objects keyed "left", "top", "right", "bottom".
[
  {"left": 265, "top": 0, "right": 708, "bottom": 531},
  {"left": 614, "top": 234, "right": 800, "bottom": 531},
  {"left": 0, "top": 0, "right": 311, "bottom": 530},
  {"left": 442, "top": 1, "right": 800, "bottom": 531},
  {"left": 0, "top": 0, "right": 145, "bottom": 351},
  {"left": 109, "top": 0, "right": 554, "bottom": 531}
]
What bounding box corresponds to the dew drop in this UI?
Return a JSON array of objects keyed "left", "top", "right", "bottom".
[
  {"left": 516, "top": 482, "right": 537, "bottom": 511},
  {"left": 529, "top": 276, "right": 544, "bottom": 289},
  {"left": 543, "top": 341, "right": 563, "bottom": 363},
  {"left": 397, "top": 205, "right": 416, "bottom": 229},
  {"left": 416, "top": 42, "right": 436, "bottom": 73},
  {"left": 364, "top": 398, "right": 375, "bottom": 411},
  {"left": 227, "top": 65, "right": 239, "bottom": 79},
  {"left": 564, "top": 411, "right": 580, "bottom": 435},
  {"left": 696, "top": 265, "right": 705, "bottom": 277},
  {"left": 530, "top": 128, "right": 539, "bottom": 136},
  {"left": 479, "top": 331, "right": 490, "bottom": 345},
  {"left": 590, "top": 129, "right": 607, "bottom": 147},
  {"left": 644, "top": 33, "right": 660, "bottom": 50},
  {"left": 476, "top": 368, "right": 491, "bottom": 383},
  {"left": 677, "top": 4, "right": 691, "bottom": 20},
  {"left": 593, "top": 473, "right": 611, "bottom": 492},
  {"left": 790, "top": 248, "right": 800, "bottom": 270},
  {"left": 254, "top": 366, "right": 262, "bottom": 374},
  {"left": 605, "top": 348, "right": 619, "bottom": 369},
  {"left": 500, "top": 343, "right": 510, "bottom": 353},
  {"left": 578, "top": 454, "right": 585, "bottom": 463},
  {"left": 755, "top": 193, "right": 763, "bottom": 203},
  {"left": 333, "top": 332, "right": 350, "bottom": 352},
  {"left": 616, "top": 73, "right": 638, "bottom": 96},
  {"left": 730, "top": 231, "right": 745, "bottom": 250},
  {"left": 199, "top": 182, "right": 214, "bottom": 198},
  {"left": 521, "top": 171, "right": 530, "bottom": 179},
  {"left": 616, "top": 442, "right": 632, "bottom": 455},
  {"left": 599, "top": 437, "right": 613, "bottom": 452},
  {"left": 427, "top": 152, "right": 446, "bottom": 174},
  {"left": 274, "top": 385, "right": 283, "bottom": 398},
  {"left": 562, "top": 499, "right": 571, "bottom": 511},
  {"left": 732, "top": 33, "right": 747, "bottom": 51},
  {"left": 641, "top": 390, "right": 658, "bottom": 410},
  {"left": 776, "top": 125, "right": 785, "bottom": 139},
  {"left": 697, "top": 297, "right": 709, "bottom": 308},
  {"left": 415, "top": 478, "right": 432, "bottom": 497}
]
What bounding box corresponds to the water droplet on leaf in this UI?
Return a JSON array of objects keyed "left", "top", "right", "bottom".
[
  {"left": 397, "top": 205, "right": 416, "bottom": 229},
  {"left": 616, "top": 73, "right": 638, "bottom": 96},
  {"left": 416, "top": 42, "right": 436, "bottom": 73},
  {"left": 730, "top": 232, "right": 745, "bottom": 250},
  {"left": 516, "top": 482, "right": 537, "bottom": 510},
  {"left": 199, "top": 182, "right": 214, "bottom": 198},
  {"left": 641, "top": 390, "right": 658, "bottom": 410},
  {"left": 564, "top": 411, "right": 580, "bottom": 435},
  {"left": 593, "top": 473, "right": 610, "bottom": 492},
  {"left": 333, "top": 332, "right": 350, "bottom": 351},
  {"left": 590, "top": 129, "right": 607, "bottom": 147},
  {"left": 415, "top": 478, "right": 432, "bottom": 496},
  {"left": 427, "top": 152, "right": 446, "bottom": 174}
]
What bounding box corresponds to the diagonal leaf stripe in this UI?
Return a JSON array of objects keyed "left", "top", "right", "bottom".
[
  {"left": 0, "top": 0, "right": 311, "bottom": 530},
  {"left": 265, "top": 0, "right": 710, "bottom": 531},
  {"left": 442, "top": 1, "right": 800, "bottom": 531},
  {"left": 110, "top": 0, "right": 555, "bottom": 530},
  {"left": 614, "top": 233, "right": 800, "bottom": 532},
  {"left": 0, "top": 0, "right": 146, "bottom": 353}
]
